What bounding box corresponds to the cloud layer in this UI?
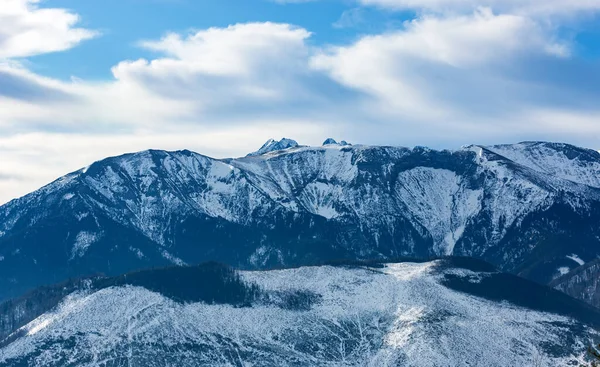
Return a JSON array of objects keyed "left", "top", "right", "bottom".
[
  {"left": 311, "top": 9, "right": 572, "bottom": 122},
  {"left": 358, "top": 0, "right": 600, "bottom": 15},
  {"left": 0, "top": 0, "right": 599, "bottom": 203},
  {"left": 0, "top": 0, "right": 97, "bottom": 59}
]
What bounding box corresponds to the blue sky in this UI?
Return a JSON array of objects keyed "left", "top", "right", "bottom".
[
  {"left": 28, "top": 0, "right": 411, "bottom": 80},
  {"left": 0, "top": 0, "right": 600, "bottom": 203}
]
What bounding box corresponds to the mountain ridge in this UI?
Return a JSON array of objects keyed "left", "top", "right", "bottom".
[
  {"left": 0, "top": 259, "right": 598, "bottom": 366},
  {"left": 1, "top": 140, "right": 600, "bottom": 306}
]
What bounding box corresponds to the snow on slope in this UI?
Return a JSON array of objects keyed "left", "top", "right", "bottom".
[
  {"left": 2, "top": 141, "right": 598, "bottom": 255},
  {"left": 487, "top": 142, "right": 600, "bottom": 189},
  {"left": 232, "top": 145, "right": 360, "bottom": 220},
  {"left": 0, "top": 262, "right": 595, "bottom": 367},
  {"left": 463, "top": 144, "right": 593, "bottom": 244},
  {"left": 394, "top": 167, "right": 482, "bottom": 255},
  {"left": 70, "top": 231, "right": 102, "bottom": 259},
  {"left": 247, "top": 138, "right": 299, "bottom": 156},
  {"left": 553, "top": 259, "right": 600, "bottom": 309},
  {"left": 567, "top": 254, "right": 586, "bottom": 266},
  {"left": 236, "top": 142, "right": 600, "bottom": 256},
  {"left": 77, "top": 150, "right": 282, "bottom": 246},
  {"left": 2, "top": 139, "right": 600, "bottom": 302}
]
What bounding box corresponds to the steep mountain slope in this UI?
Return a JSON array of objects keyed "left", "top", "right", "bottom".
[
  {"left": 487, "top": 141, "right": 600, "bottom": 188},
  {"left": 1, "top": 140, "right": 600, "bottom": 303},
  {"left": 0, "top": 260, "right": 598, "bottom": 367},
  {"left": 552, "top": 258, "right": 600, "bottom": 309}
]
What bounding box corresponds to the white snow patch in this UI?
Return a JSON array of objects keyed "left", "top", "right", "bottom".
[
  {"left": 557, "top": 267, "right": 570, "bottom": 276},
  {"left": 395, "top": 167, "right": 482, "bottom": 255},
  {"left": 62, "top": 193, "right": 75, "bottom": 201},
  {"left": 249, "top": 245, "right": 270, "bottom": 267},
  {"left": 488, "top": 142, "right": 600, "bottom": 188},
  {"left": 129, "top": 247, "right": 145, "bottom": 259},
  {"left": 161, "top": 250, "right": 186, "bottom": 266},
  {"left": 566, "top": 254, "right": 585, "bottom": 266},
  {"left": 209, "top": 161, "right": 235, "bottom": 179},
  {"left": 299, "top": 182, "right": 341, "bottom": 219},
  {"left": 26, "top": 318, "right": 53, "bottom": 336},
  {"left": 75, "top": 212, "right": 89, "bottom": 221},
  {"left": 70, "top": 232, "right": 100, "bottom": 259},
  {"left": 23, "top": 292, "right": 93, "bottom": 336}
]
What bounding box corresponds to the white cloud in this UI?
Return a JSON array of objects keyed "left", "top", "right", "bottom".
[
  {"left": 358, "top": 0, "right": 600, "bottom": 16},
  {"left": 135, "top": 23, "right": 311, "bottom": 77},
  {"left": 0, "top": 3, "right": 599, "bottom": 205},
  {"left": 0, "top": 0, "right": 98, "bottom": 59},
  {"left": 0, "top": 21, "right": 349, "bottom": 203},
  {"left": 333, "top": 8, "right": 367, "bottom": 29},
  {"left": 311, "top": 9, "right": 570, "bottom": 120},
  {"left": 306, "top": 8, "right": 600, "bottom": 149},
  {"left": 321, "top": 8, "right": 568, "bottom": 68},
  {"left": 111, "top": 23, "right": 314, "bottom": 105},
  {"left": 0, "top": 22, "right": 328, "bottom": 133}
]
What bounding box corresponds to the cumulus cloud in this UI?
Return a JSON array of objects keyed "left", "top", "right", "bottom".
[
  {"left": 0, "top": 2, "right": 599, "bottom": 204},
  {"left": 358, "top": 0, "right": 600, "bottom": 16},
  {"left": 0, "top": 0, "right": 97, "bottom": 59},
  {"left": 311, "top": 9, "right": 572, "bottom": 120},
  {"left": 0, "top": 20, "right": 350, "bottom": 203},
  {"left": 113, "top": 23, "right": 315, "bottom": 104},
  {"left": 137, "top": 23, "right": 310, "bottom": 75},
  {"left": 0, "top": 64, "right": 75, "bottom": 102},
  {"left": 0, "top": 22, "right": 344, "bottom": 133}
]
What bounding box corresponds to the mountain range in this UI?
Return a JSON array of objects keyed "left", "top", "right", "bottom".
[
  {"left": 0, "top": 258, "right": 598, "bottom": 366},
  {"left": 0, "top": 139, "right": 599, "bottom": 308}
]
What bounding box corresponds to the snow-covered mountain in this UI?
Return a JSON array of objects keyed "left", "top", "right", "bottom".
[
  {"left": 247, "top": 137, "right": 300, "bottom": 156},
  {"left": 1, "top": 140, "right": 600, "bottom": 305},
  {"left": 0, "top": 259, "right": 598, "bottom": 367},
  {"left": 552, "top": 258, "right": 600, "bottom": 309}
]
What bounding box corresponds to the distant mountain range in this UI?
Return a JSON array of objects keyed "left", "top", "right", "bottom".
[
  {"left": 0, "top": 139, "right": 599, "bottom": 307},
  {"left": 0, "top": 258, "right": 598, "bottom": 366}
]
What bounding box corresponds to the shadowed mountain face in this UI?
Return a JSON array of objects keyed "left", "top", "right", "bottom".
[
  {"left": 552, "top": 258, "right": 600, "bottom": 309},
  {"left": 0, "top": 259, "right": 598, "bottom": 367},
  {"left": 1, "top": 140, "right": 600, "bottom": 304}
]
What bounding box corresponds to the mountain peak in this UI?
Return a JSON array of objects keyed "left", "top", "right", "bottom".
[
  {"left": 322, "top": 138, "right": 351, "bottom": 146},
  {"left": 3, "top": 139, "right": 600, "bottom": 308},
  {"left": 247, "top": 138, "right": 299, "bottom": 156}
]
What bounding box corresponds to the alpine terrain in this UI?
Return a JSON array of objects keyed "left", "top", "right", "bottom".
[
  {"left": 0, "top": 259, "right": 598, "bottom": 366},
  {"left": 0, "top": 139, "right": 600, "bottom": 308}
]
